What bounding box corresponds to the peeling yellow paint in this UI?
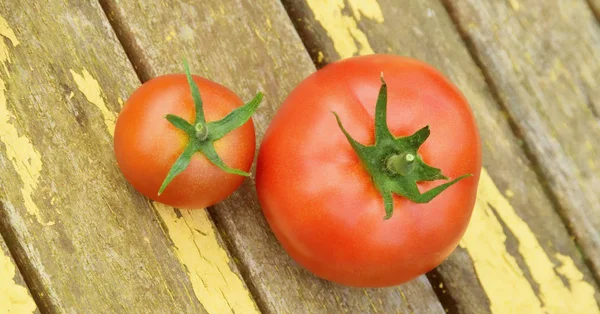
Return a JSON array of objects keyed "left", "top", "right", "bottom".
[
  {"left": 154, "top": 203, "right": 259, "bottom": 314},
  {"left": 70, "top": 69, "right": 116, "bottom": 136},
  {"left": 306, "top": 0, "right": 383, "bottom": 59},
  {"left": 0, "top": 19, "right": 51, "bottom": 226},
  {"left": 460, "top": 169, "right": 599, "bottom": 314},
  {"left": 317, "top": 51, "right": 324, "bottom": 63},
  {"left": 0, "top": 248, "right": 37, "bottom": 313},
  {"left": 0, "top": 16, "right": 19, "bottom": 74},
  {"left": 504, "top": 189, "right": 514, "bottom": 198},
  {"left": 508, "top": 0, "right": 520, "bottom": 11}
]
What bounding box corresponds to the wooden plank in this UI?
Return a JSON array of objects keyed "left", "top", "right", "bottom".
[
  {"left": 0, "top": 237, "right": 38, "bottom": 314},
  {"left": 444, "top": 0, "right": 600, "bottom": 281},
  {"left": 0, "top": 2, "right": 256, "bottom": 313},
  {"left": 100, "top": 0, "right": 446, "bottom": 313},
  {"left": 280, "top": 0, "right": 600, "bottom": 313}
]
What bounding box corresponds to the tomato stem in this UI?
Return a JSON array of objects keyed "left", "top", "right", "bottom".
[
  {"left": 195, "top": 122, "right": 208, "bottom": 140},
  {"left": 333, "top": 75, "right": 471, "bottom": 219},
  {"left": 157, "top": 60, "right": 263, "bottom": 196},
  {"left": 386, "top": 153, "right": 415, "bottom": 176}
]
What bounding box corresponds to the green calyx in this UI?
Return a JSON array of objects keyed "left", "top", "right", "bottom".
[
  {"left": 158, "top": 60, "right": 263, "bottom": 195},
  {"left": 333, "top": 75, "right": 471, "bottom": 219}
]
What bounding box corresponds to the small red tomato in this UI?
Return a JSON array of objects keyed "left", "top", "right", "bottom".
[
  {"left": 256, "top": 55, "right": 481, "bottom": 287},
  {"left": 115, "top": 63, "right": 262, "bottom": 209}
]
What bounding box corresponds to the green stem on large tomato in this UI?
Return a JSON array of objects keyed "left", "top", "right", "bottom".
[
  {"left": 333, "top": 74, "right": 471, "bottom": 219},
  {"left": 158, "top": 60, "right": 263, "bottom": 195}
]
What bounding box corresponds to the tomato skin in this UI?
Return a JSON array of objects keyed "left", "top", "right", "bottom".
[
  {"left": 114, "top": 74, "right": 255, "bottom": 209},
  {"left": 256, "top": 55, "right": 481, "bottom": 287}
]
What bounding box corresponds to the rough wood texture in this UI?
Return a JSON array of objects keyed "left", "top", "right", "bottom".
[
  {"left": 100, "top": 0, "right": 445, "bottom": 313},
  {"left": 0, "top": 237, "right": 37, "bottom": 313},
  {"left": 280, "top": 0, "right": 600, "bottom": 313},
  {"left": 0, "top": 1, "right": 257, "bottom": 313},
  {"left": 444, "top": 0, "right": 600, "bottom": 281}
]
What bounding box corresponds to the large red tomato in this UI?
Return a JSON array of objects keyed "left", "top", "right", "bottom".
[
  {"left": 115, "top": 67, "right": 261, "bottom": 209},
  {"left": 256, "top": 55, "right": 481, "bottom": 287}
]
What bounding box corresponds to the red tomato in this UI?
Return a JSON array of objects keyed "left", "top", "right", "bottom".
[
  {"left": 256, "top": 55, "right": 481, "bottom": 287},
  {"left": 114, "top": 74, "right": 256, "bottom": 209}
]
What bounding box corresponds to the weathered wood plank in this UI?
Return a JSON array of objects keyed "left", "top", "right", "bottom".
[
  {"left": 444, "top": 0, "right": 600, "bottom": 281},
  {"left": 0, "top": 237, "right": 37, "bottom": 314},
  {"left": 100, "top": 0, "right": 445, "bottom": 313},
  {"left": 0, "top": 1, "right": 256, "bottom": 312},
  {"left": 280, "top": 0, "right": 600, "bottom": 313}
]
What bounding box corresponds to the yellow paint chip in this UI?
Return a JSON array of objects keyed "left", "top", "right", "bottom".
[
  {"left": 0, "top": 248, "right": 37, "bottom": 313},
  {"left": 460, "top": 169, "right": 599, "bottom": 314},
  {"left": 317, "top": 51, "right": 324, "bottom": 63},
  {"left": 0, "top": 16, "right": 20, "bottom": 74},
  {"left": 306, "top": 0, "right": 381, "bottom": 58},
  {"left": 504, "top": 189, "right": 514, "bottom": 198},
  {"left": 70, "top": 69, "right": 116, "bottom": 136},
  {"left": 154, "top": 203, "right": 259, "bottom": 314},
  {"left": 0, "top": 20, "right": 51, "bottom": 226}
]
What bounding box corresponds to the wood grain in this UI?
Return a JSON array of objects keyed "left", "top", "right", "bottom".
[
  {"left": 443, "top": 0, "right": 600, "bottom": 281},
  {"left": 0, "top": 1, "right": 256, "bottom": 312},
  {"left": 100, "top": 0, "right": 446, "bottom": 313},
  {"left": 0, "top": 237, "right": 37, "bottom": 314},
  {"left": 280, "top": 0, "right": 600, "bottom": 313}
]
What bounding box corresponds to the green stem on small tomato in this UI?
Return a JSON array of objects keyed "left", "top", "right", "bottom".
[
  {"left": 333, "top": 75, "right": 471, "bottom": 219},
  {"left": 158, "top": 59, "right": 263, "bottom": 196}
]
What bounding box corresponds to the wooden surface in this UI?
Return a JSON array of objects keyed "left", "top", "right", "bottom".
[
  {"left": 1, "top": 0, "right": 599, "bottom": 313},
  {"left": 0, "top": 1, "right": 256, "bottom": 313},
  {"left": 281, "top": 0, "right": 600, "bottom": 313},
  {"left": 101, "top": 0, "right": 445, "bottom": 313},
  {"left": 0, "top": 237, "right": 37, "bottom": 313},
  {"left": 444, "top": 0, "right": 600, "bottom": 280}
]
